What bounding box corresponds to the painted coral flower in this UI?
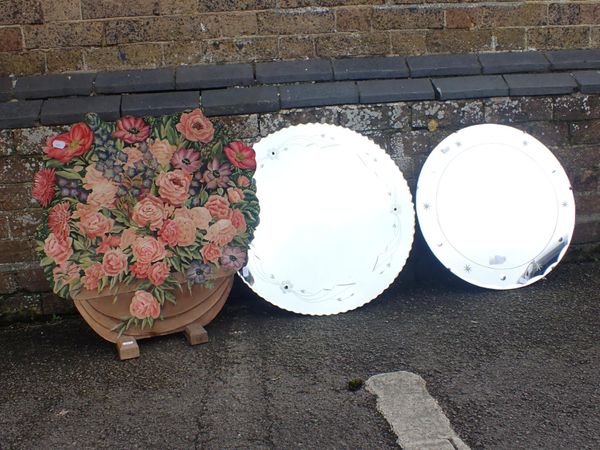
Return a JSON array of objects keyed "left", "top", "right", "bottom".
[
  {"left": 102, "top": 248, "right": 128, "bottom": 277},
  {"left": 131, "top": 195, "right": 166, "bottom": 230},
  {"left": 200, "top": 242, "right": 221, "bottom": 264},
  {"left": 171, "top": 147, "right": 202, "bottom": 173},
  {"left": 237, "top": 175, "right": 250, "bottom": 188},
  {"left": 129, "top": 290, "right": 160, "bottom": 320},
  {"left": 220, "top": 246, "right": 247, "bottom": 271},
  {"left": 81, "top": 263, "right": 104, "bottom": 290},
  {"left": 131, "top": 262, "right": 150, "bottom": 279},
  {"left": 205, "top": 195, "right": 230, "bottom": 220},
  {"left": 44, "top": 233, "right": 73, "bottom": 266},
  {"left": 148, "top": 261, "right": 170, "bottom": 286},
  {"left": 156, "top": 170, "right": 192, "bottom": 206},
  {"left": 176, "top": 109, "right": 214, "bottom": 143},
  {"left": 112, "top": 116, "right": 151, "bottom": 143},
  {"left": 201, "top": 158, "right": 231, "bottom": 190},
  {"left": 131, "top": 236, "right": 166, "bottom": 265},
  {"left": 224, "top": 141, "right": 256, "bottom": 170},
  {"left": 48, "top": 202, "right": 71, "bottom": 240},
  {"left": 205, "top": 219, "right": 236, "bottom": 246},
  {"left": 149, "top": 139, "right": 177, "bottom": 167},
  {"left": 230, "top": 209, "right": 247, "bottom": 233},
  {"left": 44, "top": 123, "right": 94, "bottom": 163},
  {"left": 158, "top": 219, "right": 179, "bottom": 247},
  {"left": 32, "top": 168, "right": 56, "bottom": 207},
  {"left": 96, "top": 235, "right": 121, "bottom": 254},
  {"left": 186, "top": 260, "right": 212, "bottom": 284},
  {"left": 79, "top": 211, "right": 114, "bottom": 239}
]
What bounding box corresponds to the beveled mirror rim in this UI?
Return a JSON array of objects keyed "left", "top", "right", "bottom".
[{"left": 416, "top": 123, "right": 575, "bottom": 290}]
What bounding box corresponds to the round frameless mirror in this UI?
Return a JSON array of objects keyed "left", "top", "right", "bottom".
[
  {"left": 239, "top": 123, "right": 415, "bottom": 315},
  {"left": 416, "top": 124, "right": 575, "bottom": 289}
]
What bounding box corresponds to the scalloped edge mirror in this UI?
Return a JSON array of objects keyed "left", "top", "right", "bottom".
[{"left": 239, "top": 123, "right": 415, "bottom": 315}]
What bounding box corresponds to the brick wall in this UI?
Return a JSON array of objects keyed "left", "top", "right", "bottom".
[
  {"left": 1, "top": 0, "right": 599, "bottom": 76},
  {"left": 1, "top": 93, "right": 600, "bottom": 321}
]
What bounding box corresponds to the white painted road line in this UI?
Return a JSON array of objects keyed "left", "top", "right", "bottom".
[{"left": 366, "top": 371, "right": 470, "bottom": 450}]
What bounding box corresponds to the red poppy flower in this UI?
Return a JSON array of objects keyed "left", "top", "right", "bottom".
[
  {"left": 223, "top": 141, "right": 256, "bottom": 170},
  {"left": 32, "top": 168, "right": 56, "bottom": 207},
  {"left": 48, "top": 202, "right": 71, "bottom": 240},
  {"left": 44, "top": 123, "right": 94, "bottom": 163},
  {"left": 112, "top": 116, "right": 151, "bottom": 143}
]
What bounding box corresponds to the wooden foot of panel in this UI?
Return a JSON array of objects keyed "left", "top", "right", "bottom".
[
  {"left": 116, "top": 336, "right": 140, "bottom": 360},
  {"left": 184, "top": 323, "right": 208, "bottom": 346}
]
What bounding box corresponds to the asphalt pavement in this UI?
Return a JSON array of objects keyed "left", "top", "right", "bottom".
[{"left": 1, "top": 259, "right": 599, "bottom": 450}]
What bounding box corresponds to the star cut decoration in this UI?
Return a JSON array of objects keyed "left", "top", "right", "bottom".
[{"left": 464, "top": 264, "right": 472, "bottom": 273}]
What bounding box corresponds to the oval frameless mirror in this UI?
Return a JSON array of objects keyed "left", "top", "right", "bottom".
[
  {"left": 416, "top": 124, "right": 575, "bottom": 289},
  {"left": 239, "top": 123, "right": 415, "bottom": 315}
]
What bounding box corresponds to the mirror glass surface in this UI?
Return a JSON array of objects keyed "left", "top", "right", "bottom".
[
  {"left": 416, "top": 124, "right": 575, "bottom": 289},
  {"left": 240, "top": 123, "right": 415, "bottom": 315}
]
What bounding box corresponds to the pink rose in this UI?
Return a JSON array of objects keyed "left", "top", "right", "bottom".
[
  {"left": 156, "top": 170, "right": 192, "bottom": 206},
  {"left": 87, "top": 182, "right": 118, "bottom": 209},
  {"left": 131, "top": 195, "right": 165, "bottom": 230},
  {"left": 237, "top": 175, "right": 250, "bottom": 188},
  {"left": 72, "top": 202, "right": 99, "bottom": 221},
  {"left": 129, "top": 291, "right": 160, "bottom": 320},
  {"left": 230, "top": 209, "right": 247, "bottom": 233},
  {"left": 96, "top": 234, "right": 121, "bottom": 255},
  {"left": 205, "top": 195, "right": 231, "bottom": 220},
  {"left": 173, "top": 217, "right": 196, "bottom": 246},
  {"left": 227, "top": 187, "right": 244, "bottom": 204},
  {"left": 148, "top": 262, "right": 170, "bottom": 286},
  {"left": 131, "top": 236, "right": 166, "bottom": 265},
  {"left": 120, "top": 227, "right": 138, "bottom": 250},
  {"left": 123, "top": 145, "right": 144, "bottom": 169},
  {"left": 205, "top": 219, "right": 237, "bottom": 246},
  {"left": 131, "top": 262, "right": 150, "bottom": 279},
  {"left": 158, "top": 219, "right": 179, "bottom": 247},
  {"left": 83, "top": 164, "right": 109, "bottom": 190},
  {"left": 149, "top": 139, "right": 177, "bottom": 167},
  {"left": 81, "top": 263, "right": 104, "bottom": 290},
  {"left": 201, "top": 242, "right": 221, "bottom": 264},
  {"left": 78, "top": 211, "right": 114, "bottom": 239},
  {"left": 176, "top": 109, "right": 214, "bottom": 143},
  {"left": 102, "top": 248, "right": 128, "bottom": 277},
  {"left": 174, "top": 206, "right": 211, "bottom": 230}
]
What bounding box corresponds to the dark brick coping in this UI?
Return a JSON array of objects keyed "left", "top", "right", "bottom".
[{"left": 1, "top": 49, "right": 599, "bottom": 128}]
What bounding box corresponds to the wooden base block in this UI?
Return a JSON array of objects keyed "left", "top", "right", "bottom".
[
  {"left": 184, "top": 322, "right": 209, "bottom": 346},
  {"left": 116, "top": 337, "right": 140, "bottom": 360}
]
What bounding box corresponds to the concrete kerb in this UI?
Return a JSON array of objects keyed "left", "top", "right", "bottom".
[{"left": 366, "top": 371, "right": 470, "bottom": 450}]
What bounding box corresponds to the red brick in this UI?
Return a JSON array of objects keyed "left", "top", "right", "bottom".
[
  {"left": 0, "top": 184, "right": 38, "bottom": 211},
  {"left": 390, "top": 30, "right": 427, "bottom": 55},
  {"left": 84, "top": 44, "right": 163, "bottom": 71},
  {"left": 0, "top": 270, "right": 18, "bottom": 294},
  {"left": 373, "top": 6, "right": 444, "bottom": 30},
  {"left": 0, "top": 130, "right": 14, "bottom": 157},
  {"left": 336, "top": 7, "right": 373, "bottom": 32},
  {"left": 447, "top": 4, "right": 547, "bottom": 29},
  {"left": 0, "top": 292, "right": 43, "bottom": 321},
  {"left": 425, "top": 29, "right": 493, "bottom": 53},
  {"left": 203, "top": 37, "right": 278, "bottom": 64},
  {"left": 549, "top": 3, "right": 600, "bottom": 26},
  {"left": 412, "top": 100, "right": 484, "bottom": 130},
  {"left": 24, "top": 21, "right": 104, "bottom": 49},
  {"left": 575, "top": 193, "right": 600, "bottom": 216},
  {"left": 527, "top": 26, "right": 590, "bottom": 50},
  {"left": 257, "top": 9, "right": 335, "bottom": 35},
  {"left": 553, "top": 95, "right": 600, "bottom": 121},
  {"left": 0, "top": 239, "right": 36, "bottom": 263},
  {"left": 485, "top": 97, "right": 554, "bottom": 123},
  {"left": 0, "top": 0, "right": 43, "bottom": 25},
  {"left": 16, "top": 266, "right": 50, "bottom": 293},
  {"left": 0, "top": 156, "right": 43, "bottom": 184},
  {"left": 198, "top": 0, "right": 276, "bottom": 11},
  {"left": 41, "top": 0, "right": 81, "bottom": 21},
  {"left": 81, "top": 0, "right": 159, "bottom": 19},
  {"left": 570, "top": 120, "right": 600, "bottom": 145},
  {"left": 513, "top": 122, "right": 570, "bottom": 148},
  {"left": 0, "top": 27, "right": 23, "bottom": 52},
  {"left": 4, "top": 210, "right": 44, "bottom": 239},
  {"left": 279, "top": 0, "right": 383, "bottom": 6},
  {"left": 0, "top": 51, "right": 46, "bottom": 76},
  {"left": 573, "top": 220, "right": 600, "bottom": 245},
  {"left": 278, "top": 35, "right": 316, "bottom": 59},
  {"left": 316, "top": 32, "right": 390, "bottom": 58}
]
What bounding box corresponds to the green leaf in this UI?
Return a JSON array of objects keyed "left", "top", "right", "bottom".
[
  {"left": 40, "top": 256, "right": 54, "bottom": 267},
  {"left": 55, "top": 170, "right": 83, "bottom": 180}
]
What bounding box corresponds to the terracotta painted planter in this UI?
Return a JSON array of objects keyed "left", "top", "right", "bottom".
[{"left": 72, "top": 274, "right": 234, "bottom": 359}]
